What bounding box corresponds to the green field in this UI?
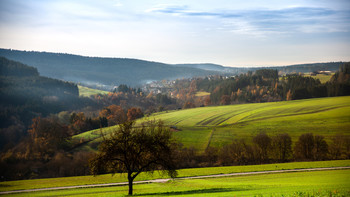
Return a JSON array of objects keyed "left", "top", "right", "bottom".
[
  {"left": 1, "top": 160, "right": 349, "bottom": 196},
  {"left": 3, "top": 169, "right": 350, "bottom": 196},
  {"left": 308, "top": 73, "right": 334, "bottom": 83},
  {"left": 195, "top": 91, "right": 210, "bottom": 97},
  {"left": 78, "top": 85, "right": 110, "bottom": 97},
  {"left": 73, "top": 96, "right": 350, "bottom": 152}
]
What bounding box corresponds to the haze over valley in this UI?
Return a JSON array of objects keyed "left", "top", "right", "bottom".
[{"left": 0, "top": 0, "right": 349, "bottom": 196}]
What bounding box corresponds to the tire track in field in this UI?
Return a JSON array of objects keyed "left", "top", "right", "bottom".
[
  {"left": 196, "top": 108, "right": 253, "bottom": 126},
  {"left": 1, "top": 167, "right": 349, "bottom": 195},
  {"left": 238, "top": 105, "right": 344, "bottom": 123},
  {"left": 230, "top": 105, "right": 345, "bottom": 127}
]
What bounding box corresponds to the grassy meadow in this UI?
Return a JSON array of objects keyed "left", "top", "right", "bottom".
[
  {"left": 78, "top": 85, "right": 110, "bottom": 97},
  {"left": 3, "top": 169, "right": 349, "bottom": 196},
  {"left": 73, "top": 96, "right": 350, "bottom": 152},
  {"left": 1, "top": 160, "right": 349, "bottom": 196},
  {"left": 308, "top": 73, "right": 334, "bottom": 83},
  {"left": 195, "top": 91, "right": 211, "bottom": 97}
]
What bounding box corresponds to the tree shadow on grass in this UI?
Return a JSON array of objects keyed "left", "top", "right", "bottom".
[
  {"left": 134, "top": 187, "right": 251, "bottom": 196},
  {"left": 0, "top": 184, "right": 11, "bottom": 187}
]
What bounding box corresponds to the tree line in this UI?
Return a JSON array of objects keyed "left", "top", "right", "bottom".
[
  {"left": 1, "top": 123, "right": 349, "bottom": 181},
  {"left": 171, "top": 63, "right": 350, "bottom": 107},
  {"left": 175, "top": 132, "right": 350, "bottom": 169}
]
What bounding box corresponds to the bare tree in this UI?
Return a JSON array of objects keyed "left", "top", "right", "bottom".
[
  {"left": 271, "top": 133, "right": 292, "bottom": 162},
  {"left": 294, "top": 133, "right": 314, "bottom": 160},
  {"left": 89, "top": 120, "right": 177, "bottom": 195},
  {"left": 313, "top": 135, "right": 328, "bottom": 160},
  {"left": 253, "top": 132, "right": 271, "bottom": 163}
]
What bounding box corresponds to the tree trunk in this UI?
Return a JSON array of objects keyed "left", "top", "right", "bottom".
[{"left": 128, "top": 172, "right": 133, "bottom": 195}]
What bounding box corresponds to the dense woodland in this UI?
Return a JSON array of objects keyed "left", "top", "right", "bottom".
[
  {"left": 171, "top": 62, "right": 350, "bottom": 107},
  {"left": 0, "top": 57, "right": 100, "bottom": 150},
  {"left": 0, "top": 56, "right": 349, "bottom": 181}
]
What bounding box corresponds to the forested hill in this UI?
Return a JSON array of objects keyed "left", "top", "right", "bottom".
[
  {"left": 0, "top": 57, "right": 95, "bottom": 149},
  {"left": 0, "top": 49, "right": 345, "bottom": 89},
  {"left": 0, "top": 49, "right": 220, "bottom": 88}
]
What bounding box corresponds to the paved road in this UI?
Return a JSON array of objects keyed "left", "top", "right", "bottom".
[{"left": 1, "top": 166, "right": 349, "bottom": 195}]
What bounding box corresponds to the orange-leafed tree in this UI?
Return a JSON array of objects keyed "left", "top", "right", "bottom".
[
  {"left": 99, "top": 105, "right": 127, "bottom": 126},
  {"left": 27, "top": 117, "right": 70, "bottom": 161},
  {"left": 220, "top": 95, "right": 231, "bottom": 105},
  {"left": 69, "top": 112, "right": 91, "bottom": 135},
  {"left": 127, "top": 107, "right": 144, "bottom": 121}
]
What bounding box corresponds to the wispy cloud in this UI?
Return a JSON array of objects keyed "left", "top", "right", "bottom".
[
  {"left": 147, "top": 4, "right": 350, "bottom": 37},
  {"left": 112, "top": 0, "right": 123, "bottom": 7},
  {"left": 146, "top": 4, "right": 241, "bottom": 18}
]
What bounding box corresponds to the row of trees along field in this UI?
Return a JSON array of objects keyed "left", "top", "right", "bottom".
[
  {"left": 175, "top": 132, "right": 350, "bottom": 169},
  {"left": 92, "top": 123, "right": 349, "bottom": 196},
  {"left": 1, "top": 115, "right": 349, "bottom": 182}
]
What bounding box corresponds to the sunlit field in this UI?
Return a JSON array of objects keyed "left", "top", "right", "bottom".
[
  {"left": 73, "top": 96, "right": 350, "bottom": 152},
  {"left": 1, "top": 160, "right": 348, "bottom": 192},
  {"left": 4, "top": 169, "right": 349, "bottom": 197},
  {"left": 78, "top": 85, "right": 109, "bottom": 97}
]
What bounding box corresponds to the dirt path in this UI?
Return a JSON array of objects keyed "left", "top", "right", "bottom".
[{"left": 1, "top": 166, "right": 349, "bottom": 195}]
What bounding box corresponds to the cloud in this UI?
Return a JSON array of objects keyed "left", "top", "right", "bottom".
[
  {"left": 147, "top": 4, "right": 240, "bottom": 18},
  {"left": 113, "top": 0, "right": 123, "bottom": 7},
  {"left": 146, "top": 4, "right": 189, "bottom": 16},
  {"left": 147, "top": 4, "right": 350, "bottom": 37}
]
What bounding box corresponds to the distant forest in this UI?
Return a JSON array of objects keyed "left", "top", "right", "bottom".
[
  {"left": 0, "top": 49, "right": 219, "bottom": 88},
  {"left": 0, "top": 48, "right": 345, "bottom": 89},
  {"left": 207, "top": 65, "right": 350, "bottom": 105},
  {"left": 169, "top": 62, "right": 350, "bottom": 107}
]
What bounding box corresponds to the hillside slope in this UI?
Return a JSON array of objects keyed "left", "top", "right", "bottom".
[
  {"left": 73, "top": 96, "right": 350, "bottom": 152},
  {"left": 0, "top": 57, "right": 93, "bottom": 150},
  {"left": 0, "top": 49, "right": 220, "bottom": 88},
  {"left": 0, "top": 49, "right": 345, "bottom": 89}
]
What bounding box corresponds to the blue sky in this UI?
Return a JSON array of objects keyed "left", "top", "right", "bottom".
[{"left": 0, "top": 0, "right": 349, "bottom": 66}]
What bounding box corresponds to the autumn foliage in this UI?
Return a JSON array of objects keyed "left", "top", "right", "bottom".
[
  {"left": 127, "top": 107, "right": 144, "bottom": 121},
  {"left": 99, "top": 105, "right": 127, "bottom": 126}
]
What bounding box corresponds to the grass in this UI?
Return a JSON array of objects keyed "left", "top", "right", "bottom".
[
  {"left": 78, "top": 85, "right": 109, "bottom": 97},
  {"left": 74, "top": 96, "right": 350, "bottom": 152},
  {"left": 305, "top": 73, "right": 334, "bottom": 83},
  {"left": 1, "top": 160, "right": 349, "bottom": 192},
  {"left": 4, "top": 169, "right": 350, "bottom": 196},
  {"left": 195, "top": 91, "right": 210, "bottom": 97}
]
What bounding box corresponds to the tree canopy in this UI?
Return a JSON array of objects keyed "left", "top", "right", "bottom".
[{"left": 89, "top": 120, "right": 178, "bottom": 195}]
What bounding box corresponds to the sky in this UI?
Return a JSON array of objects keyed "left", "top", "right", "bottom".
[{"left": 0, "top": 0, "right": 349, "bottom": 67}]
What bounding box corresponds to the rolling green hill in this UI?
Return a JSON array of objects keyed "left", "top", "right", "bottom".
[
  {"left": 78, "top": 85, "right": 110, "bottom": 97},
  {"left": 72, "top": 96, "right": 350, "bottom": 152}
]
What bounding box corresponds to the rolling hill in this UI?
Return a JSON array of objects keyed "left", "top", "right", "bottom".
[
  {"left": 0, "top": 57, "right": 93, "bottom": 149},
  {"left": 0, "top": 49, "right": 345, "bottom": 89},
  {"left": 0, "top": 49, "right": 221, "bottom": 88},
  {"left": 72, "top": 96, "right": 350, "bottom": 152}
]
